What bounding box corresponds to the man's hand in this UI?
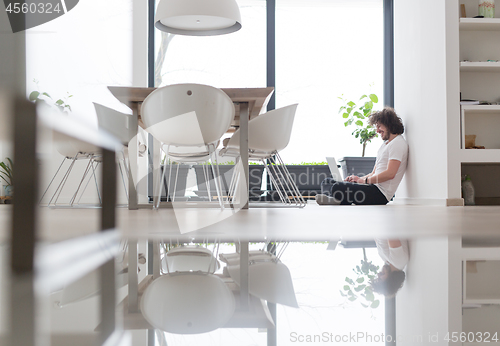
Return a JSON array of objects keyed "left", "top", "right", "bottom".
[{"left": 345, "top": 175, "right": 364, "bottom": 183}]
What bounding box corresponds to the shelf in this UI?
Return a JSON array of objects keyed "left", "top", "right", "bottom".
[
  {"left": 461, "top": 105, "right": 500, "bottom": 113},
  {"left": 460, "top": 18, "right": 500, "bottom": 31},
  {"left": 461, "top": 62, "right": 500, "bottom": 72},
  {"left": 459, "top": 149, "right": 500, "bottom": 162}
]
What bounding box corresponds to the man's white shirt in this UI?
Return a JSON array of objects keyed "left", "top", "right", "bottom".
[
  {"left": 374, "top": 238, "right": 409, "bottom": 270},
  {"left": 373, "top": 134, "right": 408, "bottom": 201}
]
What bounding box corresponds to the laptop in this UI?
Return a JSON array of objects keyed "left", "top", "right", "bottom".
[{"left": 326, "top": 157, "right": 343, "bottom": 182}]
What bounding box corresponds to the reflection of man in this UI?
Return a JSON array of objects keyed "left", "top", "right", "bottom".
[
  {"left": 371, "top": 238, "right": 408, "bottom": 297},
  {"left": 316, "top": 107, "right": 408, "bottom": 205}
]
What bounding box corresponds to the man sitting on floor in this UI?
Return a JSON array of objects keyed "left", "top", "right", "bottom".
[
  {"left": 371, "top": 238, "right": 409, "bottom": 297},
  {"left": 316, "top": 107, "right": 408, "bottom": 205}
]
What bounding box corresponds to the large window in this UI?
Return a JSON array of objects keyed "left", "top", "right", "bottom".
[
  {"left": 154, "top": 0, "right": 266, "bottom": 88},
  {"left": 276, "top": 0, "right": 384, "bottom": 163}
]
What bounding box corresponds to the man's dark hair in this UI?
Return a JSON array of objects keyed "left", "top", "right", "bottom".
[
  {"left": 369, "top": 107, "right": 404, "bottom": 135},
  {"left": 371, "top": 270, "right": 406, "bottom": 298}
]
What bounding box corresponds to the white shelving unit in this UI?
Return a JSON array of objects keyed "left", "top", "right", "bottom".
[
  {"left": 459, "top": 10, "right": 500, "bottom": 205},
  {"left": 461, "top": 246, "right": 500, "bottom": 345},
  {"left": 461, "top": 105, "right": 500, "bottom": 150},
  {"left": 460, "top": 61, "right": 500, "bottom": 72},
  {"left": 459, "top": 17, "right": 500, "bottom": 30}
]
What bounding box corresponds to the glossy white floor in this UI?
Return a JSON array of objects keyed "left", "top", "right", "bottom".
[{"left": 2, "top": 201, "right": 500, "bottom": 243}]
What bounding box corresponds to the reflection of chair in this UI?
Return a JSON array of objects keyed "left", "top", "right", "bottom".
[
  {"left": 221, "top": 249, "right": 299, "bottom": 308},
  {"left": 161, "top": 245, "right": 219, "bottom": 273},
  {"left": 141, "top": 83, "right": 235, "bottom": 209},
  {"left": 220, "top": 104, "right": 305, "bottom": 206},
  {"left": 39, "top": 131, "right": 102, "bottom": 207},
  {"left": 93, "top": 103, "right": 134, "bottom": 199},
  {"left": 141, "top": 244, "right": 235, "bottom": 334}
]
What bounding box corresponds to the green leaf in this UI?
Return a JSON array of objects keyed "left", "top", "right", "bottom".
[
  {"left": 360, "top": 94, "right": 367, "bottom": 100},
  {"left": 355, "top": 120, "right": 363, "bottom": 127},
  {"left": 365, "top": 101, "right": 373, "bottom": 110},
  {"left": 342, "top": 112, "right": 349, "bottom": 118},
  {"left": 344, "top": 122, "right": 349, "bottom": 127},
  {"left": 28, "top": 91, "right": 40, "bottom": 101},
  {"left": 42, "top": 92, "right": 51, "bottom": 98},
  {"left": 343, "top": 285, "right": 350, "bottom": 291},
  {"left": 348, "top": 296, "right": 357, "bottom": 302},
  {"left": 365, "top": 291, "right": 375, "bottom": 302},
  {"left": 354, "top": 111, "right": 362, "bottom": 118},
  {"left": 361, "top": 303, "right": 369, "bottom": 308},
  {"left": 345, "top": 277, "right": 354, "bottom": 285},
  {"left": 356, "top": 277, "right": 365, "bottom": 283},
  {"left": 339, "top": 290, "right": 347, "bottom": 297},
  {"left": 369, "top": 94, "right": 378, "bottom": 103},
  {"left": 55, "top": 99, "right": 64, "bottom": 105},
  {"left": 347, "top": 101, "right": 355, "bottom": 107},
  {"left": 370, "top": 300, "right": 380, "bottom": 309},
  {"left": 354, "top": 285, "right": 366, "bottom": 292}
]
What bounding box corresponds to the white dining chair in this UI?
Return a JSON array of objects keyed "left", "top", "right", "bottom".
[
  {"left": 39, "top": 131, "right": 102, "bottom": 208},
  {"left": 141, "top": 83, "right": 235, "bottom": 209},
  {"left": 93, "top": 103, "right": 135, "bottom": 199},
  {"left": 141, "top": 243, "right": 234, "bottom": 334},
  {"left": 219, "top": 103, "right": 305, "bottom": 207},
  {"left": 221, "top": 246, "right": 299, "bottom": 308}
]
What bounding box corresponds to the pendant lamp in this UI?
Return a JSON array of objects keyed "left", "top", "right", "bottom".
[{"left": 155, "top": 0, "right": 242, "bottom": 36}]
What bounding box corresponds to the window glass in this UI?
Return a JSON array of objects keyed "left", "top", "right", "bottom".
[
  {"left": 154, "top": 0, "right": 266, "bottom": 88},
  {"left": 276, "top": 0, "right": 384, "bottom": 163}
]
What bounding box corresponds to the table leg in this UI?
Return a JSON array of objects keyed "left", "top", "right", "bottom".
[
  {"left": 239, "top": 102, "right": 249, "bottom": 209},
  {"left": 128, "top": 108, "right": 139, "bottom": 210}
]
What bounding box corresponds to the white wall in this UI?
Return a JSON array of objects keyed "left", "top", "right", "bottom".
[
  {"left": 394, "top": 0, "right": 457, "bottom": 203},
  {"left": 396, "top": 236, "right": 462, "bottom": 346}
]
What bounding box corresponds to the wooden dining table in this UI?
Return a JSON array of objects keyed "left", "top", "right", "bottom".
[{"left": 108, "top": 86, "right": 275, "bottom": 210}]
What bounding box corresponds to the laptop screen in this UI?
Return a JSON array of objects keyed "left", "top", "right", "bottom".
[{"left": 326, "top": 157, "right": 343, "bottom": 182}]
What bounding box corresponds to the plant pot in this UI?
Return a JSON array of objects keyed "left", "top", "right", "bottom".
[
  {"left": 193, "top": 165, "right": 265, "bottom": 198},
  {"left": 3, "top": 185, "right": 12, "bottom": 197},
  {"left": 338, "top": 157, "right": 376, "bottom": 178},
  {"left": 267, "top": 165, "right": 331, "bottom": 200},
  {"left": 160, "top": 165, "right": 190, "bottom": 200}
]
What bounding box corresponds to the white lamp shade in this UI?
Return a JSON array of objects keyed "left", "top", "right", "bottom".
[
  {"left": 155, "top": 0, "right": 242, "bottom": 36},
  {"left": 226, "top": 261, "right": 299, "bottom": 308},
  {"left": 163, "top": 245, "right": 219, "bottom": 273},
  {"left": 141, "top": 273, "right": 235, "bottom": 334}
]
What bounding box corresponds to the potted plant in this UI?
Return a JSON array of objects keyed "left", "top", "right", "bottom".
[
  {"left": 340, "top": 248, "right": 381, "bottom": 311},
  {"left": 0, "top": 157, "right": 13, "bottom": 198},
  {"left": 29, "top": 79, "right": 73, "bottom": 113},
  {"left": 337, "top": 93, "right": 378, "bottom": 177}
]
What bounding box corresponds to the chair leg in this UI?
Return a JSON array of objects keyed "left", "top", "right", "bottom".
[
  {"left": 263, "top": 158, "right": 288, "bottom": 204},
  {"left": 39, "top": 156, "right": 66, "bottom": 205},
  {"left": 274, "top": 153, "right": 306, "bottom": 207},
  {"left": 118, "top": 154, "right": 129, "bottom": 199},
  {"left": 155, "top": 149, "right": 167, "bottom": 210},
  {"left": 227, "top": 157, "right": 240, "bottom": 203},
  {"left": 202, "top": 164, "right": 211, "bottom": 202},
  {"left": 70, "top": 157, "right": 94, "bottom": 206},
  {"left": 209, "top": 144, "right": 225, "bottom": 209},
  {"left": 48, "top": 156, "right": 79, "bottom": 207},
  {"left": 74, "top": 159, "right": 102, "bottom": 206}
]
